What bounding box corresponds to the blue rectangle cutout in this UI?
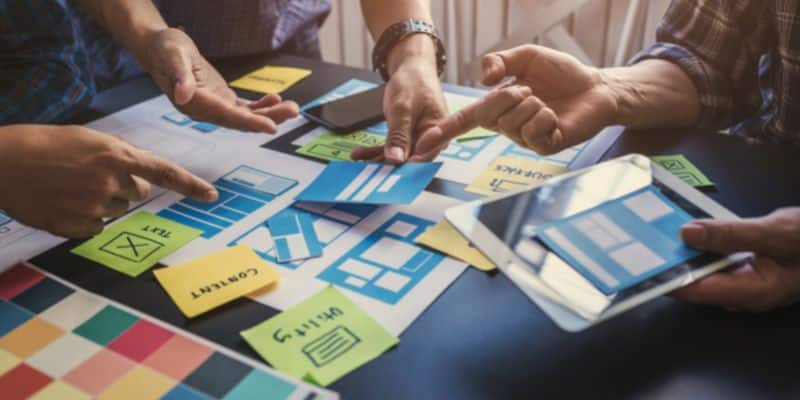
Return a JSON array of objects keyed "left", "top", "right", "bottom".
[
  {"left": 267, "top": 208, "right": 323, "bottom": 263},
  {"left": 537, "top": 186, "right": 700, "bottom": 294},
  {"left": 296, "top": 162, "right": 441, "bottom": 205}
]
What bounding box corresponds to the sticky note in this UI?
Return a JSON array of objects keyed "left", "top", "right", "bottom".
[
  {"left": 296, "top": 161, "right": 442, "bottom": 205},
  {"left": 537, "top": 186, "right": 699, "bottom": 294},
  {"left": 296, "top": 130, "right": 385, "bottom": 162},
  {"left": 416, "top": 220, "right": 495, "bottom": 271},
  {"left": 651, "top": 154, "right": 714, "bottom": 188},
  {"left": 241, "top": 286, "right": 398, "bottom": 386},
  {"left": 154, "top": 245, "right": 280, "bottom": 318},
  {"left": 230, "top": 66, "right": 312, "bottom": 94},
  {"left": 466, "top": 156, "right": 569, "bottom": 196},
  {"left": 71, "top": 212, "right": 202, "bottom": 277},
  {"left": 267, "top": 208, "right": 323, "bottom": 263}
]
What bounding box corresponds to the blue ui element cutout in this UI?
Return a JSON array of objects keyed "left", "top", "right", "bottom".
[
  {"left": 162, "top": 111, "right": 219, "bottom": 133},
  {"left": 267, "top": 208, "right": 323, "bottom": 263},
  {"left": 158, "top": 166, "right": 297, "bottom": 239},
  {"left": 502, "top": 140, "right": 588, "bottom": 168},
  {"left": 317, "top": 213, "right": 442, "bottom": 304},
  {"left": 296, "top": 162, "right": 441, "bottom": 205},
  {"left": 230, "top": 202, "right": 378, "bottom": 270},
  {"left": 537, "top": 186, "right": 700, "bottom": 294}
]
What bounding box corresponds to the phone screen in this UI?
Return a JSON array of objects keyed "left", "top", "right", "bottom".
[{"left": 302, "top": 85, "right": 386, "bottom": 133}]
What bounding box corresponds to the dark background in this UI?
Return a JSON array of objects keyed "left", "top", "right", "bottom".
[{"left": 35, "top": 55, "right": 800, "bottom": 399}]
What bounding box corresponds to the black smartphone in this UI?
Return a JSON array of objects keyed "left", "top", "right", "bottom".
[{"left": 301, "top": 85, "right": 386, "bottom": 133}]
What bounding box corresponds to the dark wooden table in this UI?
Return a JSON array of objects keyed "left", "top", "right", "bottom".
[{"left": 40, "top": 55, "right": 800, "bottom": 399}]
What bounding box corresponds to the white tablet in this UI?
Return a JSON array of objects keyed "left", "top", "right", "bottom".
[{"left": 445, "top": 154, "right": 750, "bottom": 331}]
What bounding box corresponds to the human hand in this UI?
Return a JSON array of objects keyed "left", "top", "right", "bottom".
[
  {"left": 672, "top": 208, "right": 800, "bottom": 312},
  {"left": 0, "top": 125, "right": 217, "bottom": 238},
  {"left": 351, "top": 41, "right": 448, "bottom": 163},
  {"left": 412, "top": 44, "right": 618, "bottom": 158},
  {"left": 145, "top": 28, "right": 299, "bottom": 133}
]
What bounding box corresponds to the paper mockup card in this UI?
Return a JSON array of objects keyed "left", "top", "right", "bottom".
[{"left": 296, "top": 162, "right": 442, "bottom": 205}]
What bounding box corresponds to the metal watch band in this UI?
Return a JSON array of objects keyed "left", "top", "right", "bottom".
[{"left": 372, "top": 19, "right": 447, "bottom": 82}]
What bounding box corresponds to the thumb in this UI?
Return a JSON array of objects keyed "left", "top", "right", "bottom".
[
  {"left": 481, "top": 45, "right": 540, "bottom": 86},
  {"left": 168, "top": 49, "right": 197, "bottom": 105},
  {"left": 384, "top": 101, "right": 414, "bottom": 163},
  {"left": 680, "top": 218, "right": 774, "bottom": 256}
]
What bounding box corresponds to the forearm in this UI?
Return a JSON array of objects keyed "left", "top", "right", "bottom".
[
  {"left": 360, "top": 0, "right": 435, "bottom": 74},
  {"left": 72, "top": 0, "right": 167, "bottom": 70},
  {"left": 602, "top": 59, "right": 701, "bottom": 130}
]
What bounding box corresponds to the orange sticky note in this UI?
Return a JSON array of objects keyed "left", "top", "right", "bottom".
[{"left": 154, "top": 245, "right": 280, "bottom": 318}]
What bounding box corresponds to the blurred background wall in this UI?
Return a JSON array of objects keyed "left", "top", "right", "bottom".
[{"left": 319, "top": 0, "right": 671, "bottom": 85}]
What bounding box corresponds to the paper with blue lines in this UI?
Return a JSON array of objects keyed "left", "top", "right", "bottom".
[
  {"left": 231, "top": 202, "right": 378, "bottom": 270},
  {"left": 267, "top": 207, "right": 323, "bottom": 262},
  {"left": 537, "top": 186, "right": 700, "bottom": 294},
  {"left": 296, "top": 162, "right": 441, "bottom": 205},
  {"left": 158, "top": 165, "right": 297, "bottom": 239}
]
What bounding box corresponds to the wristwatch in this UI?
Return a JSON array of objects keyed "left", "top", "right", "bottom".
[{"left": 372, "top": 19, "right": 447, "bottom": 82}]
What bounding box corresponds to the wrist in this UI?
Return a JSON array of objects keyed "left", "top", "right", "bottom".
[
  {"left": 386, "top": 34, "right": 438, "bottom": 76},
  {"left": 599, "top": 67, "right": 640, "bottom": 127}
]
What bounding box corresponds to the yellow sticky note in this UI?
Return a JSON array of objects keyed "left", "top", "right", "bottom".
[
  {"left": 465, "top": 156, "right": 569, "bottom": 196},
  {"left": 416, "top": 220, "right": 495, "bottom": 271},
  {"left": 230, "top": 66, "right": 312, "bottom": 94},
  {"left": 154, "top": 245, "right": 280, "bottom": 318}
]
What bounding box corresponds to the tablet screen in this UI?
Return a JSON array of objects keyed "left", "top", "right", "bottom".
[{"left": 473, "top": 157, "right": 721, "bottom": 302}]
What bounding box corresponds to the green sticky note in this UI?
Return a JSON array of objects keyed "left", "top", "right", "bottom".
[
  {"left": 296, "top": 130, "right": 385, "bottom": 162},
  {"left": 71, "top": 211, "right": 202, "bottom": 277},
  {"left": 456, "top": 127, "right": 498, "bottom": 142},
  {"left": 651, "top": 154, "right": 714, "bottom": 188},
  {"left": 241, "top": 286, "right": 398, "bottom": 386}
]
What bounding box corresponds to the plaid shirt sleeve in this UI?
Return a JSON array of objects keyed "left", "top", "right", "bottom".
[
  {"left": 629, "top": 0, "right": 768, "bottom": 130},
  {"left": 0, "top": 0, "right": 95, "bottom": 124}
]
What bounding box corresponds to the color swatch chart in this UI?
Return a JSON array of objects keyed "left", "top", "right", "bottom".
[
  {"left": 317, "top": 214, "right": 442, "bottom": 305},
  {"left": 158, "top": 166, "right": 298, "bottom": 239},
  {"left": 0, "top": 264, "right": 331, "bottom": 400},
  {"left": 231, "top": 202, "right": 378, "bottom": 269}
]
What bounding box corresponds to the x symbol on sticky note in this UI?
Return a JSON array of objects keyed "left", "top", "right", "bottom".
[{"left": 116, "top": 236, "right": 148, "bottom": 257}]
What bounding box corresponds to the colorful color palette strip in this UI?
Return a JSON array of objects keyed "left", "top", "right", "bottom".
[{"left": 0, "top": 263, "right": 337, "bottom": 400}]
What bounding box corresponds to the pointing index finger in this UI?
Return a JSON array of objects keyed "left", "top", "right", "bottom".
[{"left": 117, "top": 147, "right": 218, "bottom": 203}]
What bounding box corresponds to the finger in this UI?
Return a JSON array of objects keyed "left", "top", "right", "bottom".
[
  {"left": 496, "top": 96, "right": 544, "bottom": 141},
  {"left": 474, "top": 85, "right": 533, "bottom": 130},
  {"left": 248, "top": 94, "right": 282, "bottom": 110},
  {"left": 251, "top": 101, "right": 300, "bottom": 125},
  {"left": 384, "top": 99, "right": 414, "bottom": 163},
  {"left": 520, "top": 107, "right": 559, "bottom": 152},
  {"left": 351, "top": 145, "right": 385, "bottom": 161},
  {"left": 117, "top": 174, "right": 151, "bottom": 202},
  {"left": 680, "top": 217, "right": 786, "bottom": 256},
  {"left": 112, "top": 146, "right": 218, "bottom": 203},
  {"left": 188, "top": 91, "right": 278, "bottom": 133},
  {"left": 482, "top": 45, "right": 539, "bottom": 86},
  {"left": 165, "top": 48, "right": 197, "bottom": 105},
  {"left": 671, "top": 259, "right": 789, "bottom": 311},
  {"left": 104, "top": 198, "right": 130, "bottom": 219}
]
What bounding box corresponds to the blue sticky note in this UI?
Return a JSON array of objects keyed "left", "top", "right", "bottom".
[
  {"left": 267, "top": 207, "right": 323, "bottom": 263},
  {"left": 162, "top": 111, "right": 193, "bottom": 126},
  {"left": 296, "top": 162, "right": 442, "bottom": 205},
  {"left": 537, "top": 186, "right": 700, "bottom": 294},
  {"left": 192, "top": 122, "right": 219, "bottom": 133}
]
